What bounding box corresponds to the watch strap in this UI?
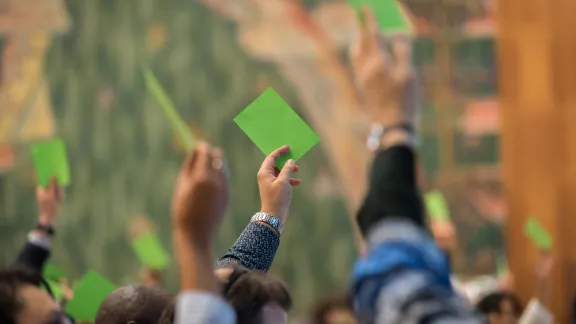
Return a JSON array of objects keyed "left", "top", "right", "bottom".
[
  {"left": 251, "top": 212, "right": 284, "bottom": 234},
  {"left": 367, "top": 122, "right": 415, "bottom": 151},
  {"left": 35, "top": 223, "right": 56, "bottom": 237}
]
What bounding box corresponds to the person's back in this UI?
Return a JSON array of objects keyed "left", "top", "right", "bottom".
[{"left": 94, "top": 284, "right": 172, "bottom": 324}]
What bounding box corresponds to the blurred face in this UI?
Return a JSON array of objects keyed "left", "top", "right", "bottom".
[
  {"left": 325, "top": 308, "right": 357, "bottom": 324},
  {"left": 488, "top": 300, "right": 519, "bottom": 324},
  {"left": 260, "top": 302, "right": 287, "bottom": 324},
  {"left": 15, "top": 284, "right": 70, "bottom": 324}
]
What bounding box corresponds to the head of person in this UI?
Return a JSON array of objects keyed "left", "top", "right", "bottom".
[
  {"left": 0, "top": 266, "right": 68, "bottom": 324},
  {"left": 221, "top": 267, "right": 292, "bottom": 324},
  {"left": 476, "top": 291, "right": 522, "bottom": 324},
  {"left": 94, "top": 284, "right": 172, "bottom": 324},
  {"left": 311, "top": 294, "right": 356, "bottom": 324},
  {"left": 157, "top": 299, "right": 175, "bottom": 324}
]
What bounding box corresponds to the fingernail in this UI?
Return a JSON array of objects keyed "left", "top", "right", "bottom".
[{"left": 287, "top": 159, "right": 295, "bottom": 166}]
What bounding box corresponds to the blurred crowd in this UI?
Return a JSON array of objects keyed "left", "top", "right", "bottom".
[{"left": 0, "top": 8, "right": 555, "bottom": 324}]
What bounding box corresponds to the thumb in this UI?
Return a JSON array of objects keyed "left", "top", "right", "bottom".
[{"left": 276, "top": 159, "right": 295, "bottom": 184}]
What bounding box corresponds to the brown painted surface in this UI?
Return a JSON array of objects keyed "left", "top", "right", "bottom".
[{"left": 496, "top": 0, "right": 576, "bottom": 321}]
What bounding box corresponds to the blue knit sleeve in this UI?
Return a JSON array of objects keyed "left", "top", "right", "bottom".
[{"left": 214, "top": 222, "right": 280, "bottom": 272}]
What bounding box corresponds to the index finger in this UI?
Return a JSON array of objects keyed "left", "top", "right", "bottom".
[{"left": 260, "top": 146, "right": 290, "bottom": 174}]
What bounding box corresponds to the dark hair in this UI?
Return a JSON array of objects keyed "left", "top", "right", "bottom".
[
  {"left": 157, "top": 299, "right": 176, "bottom": 324},
  {"left": 311, "top": 294, "right": 352, "bottom": 324},
  {"left": 0, "top": 266, "right": 43, "bottom": 324},
  {"left": 476, "top": 291, "right": 522, "bottom": 316},
  {"left": 94, "top": 284, "right": 172, "bottom": 324},
  {"left": 224, "top": 269, "right": 292, "bottom": 324}
]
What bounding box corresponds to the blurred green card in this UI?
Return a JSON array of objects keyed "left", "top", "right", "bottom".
[
  {"left": 44, "top": 279, "right": 64, "bottom": 302},
  {"left": 524, "top": 218, "right": 552, "bottom": 250},
  {"left": 65, "top": 270, "right": 116, "bottom": 322},
  {"left": 495, "top": 253, "right": 509, "bottom": 276},
  {"left": 30, "top": 138, "right": 71, "bottom": 187},
  {"left": 349, "top": 0, "right": 412, "bottom": 33},
  {"left": 425, "top": 190, "right": 450, "bottom": 221},
  {"left": 131, "top": 232, "right": 170, "bottom": 270},
  {"left": 234, "top": 88, "right": 319, "bottom": 169},
  {"left": 143, "top": 68, "right": 196, "bottom": 151},
  {"left": 43, "top": 263, "right": 66, "bottom": 281}
]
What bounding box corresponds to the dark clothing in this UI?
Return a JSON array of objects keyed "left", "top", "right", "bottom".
[
  {"left": 15, "top": 241, "right": 50, "bottom": 272},
  {"left": 215, "top": 222, "right": 280, "bottom": 272},
  {"left": 357, "top": 146, "right": 425, "bottom": 236}
]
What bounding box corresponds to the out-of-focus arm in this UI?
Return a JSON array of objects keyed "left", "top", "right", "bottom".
[{"left": 14, "top": 230, "right": 52, "bottom": 272}]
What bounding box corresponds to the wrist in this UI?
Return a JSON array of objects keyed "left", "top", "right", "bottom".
[
  {"left": 260, "top": 207, "right": 288, "bottom": 224},
  {"left": 38, "top": 214, "right": 56, "bottom": 226}
]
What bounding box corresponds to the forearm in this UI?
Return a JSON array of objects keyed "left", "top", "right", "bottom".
[
  {"left": 214, "top": 221, "right": 280, "bottom": 272},
  {"left": 174, "top": 229, "right": 218, "bottom": 293},
  {"left": 14, "top": 231, "right": 51, "bottom": 272},
  {"left": 357, "top": 142, "right": 425, "bottom": 235}
]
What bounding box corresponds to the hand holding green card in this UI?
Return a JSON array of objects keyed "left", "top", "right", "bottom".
[
  {"left": 349, "top": 0, "right": 412, "bottom": 33},
  {"left": 30, "top": 138, "right": 71, "bottom": 187},
  {"left": 524, "top": 217, "right": 553, "bottom": 250},
  {"left": 234, "top": 88, "right": 320, "bottom": 169},
  {"left": 425, "top": 190, "right": 450, "bottom": 221},
  {"left": 131, "top": 232, "right": 170, "bottom": 270},
  {"left": 65, "top": 270, "right": 116, "bottom": 322},
  {"left": 143, "top": 67, "right": 196, "bottom": 151}
]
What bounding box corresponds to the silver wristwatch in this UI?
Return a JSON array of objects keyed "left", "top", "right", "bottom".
[
  {"left": 366, "top": 123, "right": 415, "bottom": 151},
  {"left": 251, "top": 212, "right": 284, "bottom": 234}
]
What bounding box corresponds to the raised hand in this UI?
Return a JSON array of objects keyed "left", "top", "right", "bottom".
[
  {"left": 171, "top": 142, "right": 228, "bottom": 248},
  {"left": 36, "top": 178, "right": 65, "bottom": 226},
  {"left": 257, "top": 146, "right": 301, "bottom": 224},
  {"left": 349, "top": 8, "right": 417, "bottom": 126}
]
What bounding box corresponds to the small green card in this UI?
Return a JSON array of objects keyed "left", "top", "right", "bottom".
[
  {"left": 495, "top": 253, "right": 509, "bottom": 276},
  {"left": 143, "top": 67, "right": 196, "bottom": 151},
  {"left": 234, "top": 88, "right": 320, "bottom": 169},
  {"left": 44, "top": 279, "right": 64, "bottom": 302},
  {"left": 131, "top": 232, "right": 170, "bottom": 270},
  {"left": 43, "top": 263, "right": 66, "bottom": 281},
  {"left": 65, "top": 270, "right": 116, "bottom": 322},
  {"left": 524, "top": 218, "right": 552, "bottom": 250},
  {"left": 30, "top": 138, "right": 71, "bottom": 187},
  {"left": 349, "top": 0, "right": 412, "bottom": 33},
  {"left": 425, "top": 190, "right": 450, "bottom": 221}
]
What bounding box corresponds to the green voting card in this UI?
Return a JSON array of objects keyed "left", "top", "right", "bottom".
[
  {"left": 524, "top": 218, "right": 552, "bottom": 250},
  {"left": 43, "top": 263, "right": 66, "bottom": 281},
  {"left": 30, "top": 138, "right": 70, "bottom": 187},
  {"left": 349, "top": 0, "right": 412, "bottom": 33},
  {"left": 131, "top": 232, "right": 170, "bottom": 270},
  {"left": 65, "top": 270, "right": 116, "bottom": 322},
  {"left": 234, "top": 88, "right": 320, "bottom": 169},
  {"left": 496, "top": 253, "right": 509, "bottom": 276},
  {"left": 143, "top": 68, "right": 196, "bottom": 151},
  {"left": 44, "top": 279, "right": 64, "bottom": 302},
  {"left": 425, "top": 190, "right": 450, "bottom": 221}
]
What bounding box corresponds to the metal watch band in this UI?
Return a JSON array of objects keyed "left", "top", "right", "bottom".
[
  {"left": 251, "top": 212, "right": 284, "bottom": 234},
  {"left": 367, "top": 123, "right": 415, "bottom": 151}
]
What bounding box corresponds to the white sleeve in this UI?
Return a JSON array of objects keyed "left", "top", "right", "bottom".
[
  {"left": 518, "top": 298, "right": 554, "bottom": 324},
  {"left": 175, "top": 291, "right": 236, "bottom": 324}
]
